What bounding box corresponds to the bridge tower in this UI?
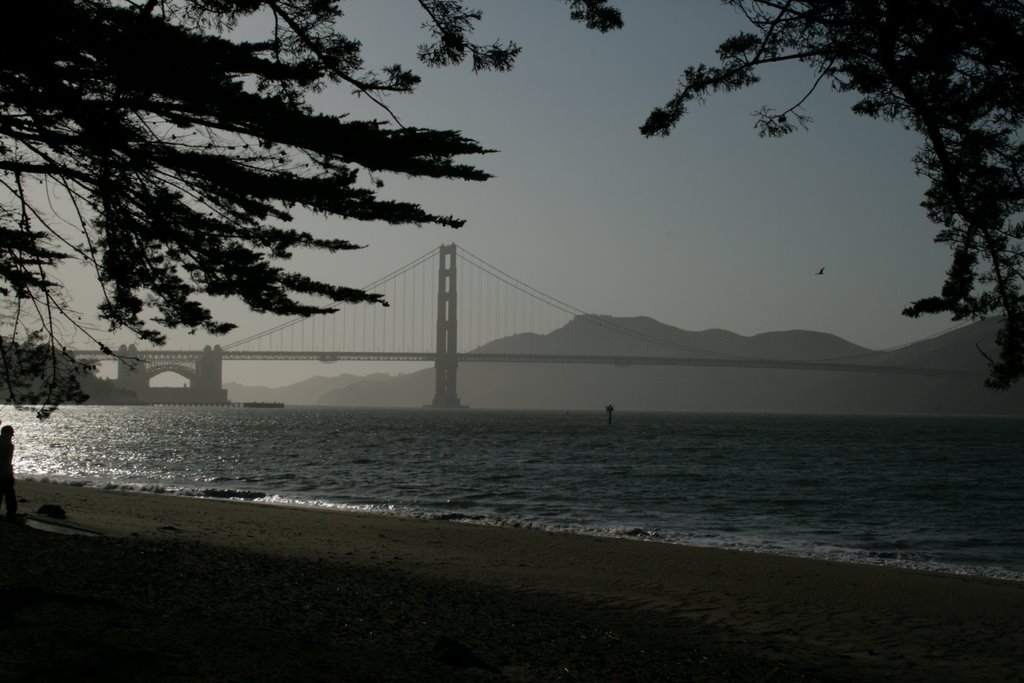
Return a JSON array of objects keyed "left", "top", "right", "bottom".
[{"left": 431, "top": 243, "right": 463, "bottom": 408}]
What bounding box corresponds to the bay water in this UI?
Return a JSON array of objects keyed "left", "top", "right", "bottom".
[{"left": 11, "top": 406, "right": 1024, "bottom": 580}]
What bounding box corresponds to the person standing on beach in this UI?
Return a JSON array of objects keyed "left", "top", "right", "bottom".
[{"left": 0, "top": 425, "right": 17, "bottom": 521}]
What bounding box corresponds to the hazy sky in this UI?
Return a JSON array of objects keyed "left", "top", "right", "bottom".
[{"left": 93, "top": 1, "right": 964, "bottom": 386}]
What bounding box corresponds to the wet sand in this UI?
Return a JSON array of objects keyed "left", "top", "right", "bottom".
[{"left": 1, "top": 479, "right": 1022, "bottom": 681}]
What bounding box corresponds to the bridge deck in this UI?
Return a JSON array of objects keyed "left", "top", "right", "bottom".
[{"left": 71, "top": 349, "right": 960, "bottom": 377}]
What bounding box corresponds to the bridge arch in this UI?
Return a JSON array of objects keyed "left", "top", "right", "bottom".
[{"left": 145, "top": 364, "right": 199, "bottom": 385}]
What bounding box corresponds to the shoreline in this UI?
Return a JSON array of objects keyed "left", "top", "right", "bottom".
[
  {"left": 26, "top": 474, "right": 1024, "bottom": 584},
  {"left": 3, "top": 479, "right": 1023, "bottom": 681}
]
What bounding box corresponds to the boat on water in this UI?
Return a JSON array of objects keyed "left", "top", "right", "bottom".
[{"left": 240, "top": 401, "right": 285, "bottom": 408}]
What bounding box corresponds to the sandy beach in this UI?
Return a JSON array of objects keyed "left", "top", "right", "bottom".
[{"left": 1, "top": 480, "right": 1021, "bottom": 681}]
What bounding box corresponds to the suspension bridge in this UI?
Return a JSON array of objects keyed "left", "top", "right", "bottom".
[{"left": 73, "top": 244, "right": 957, "bottom": 406}]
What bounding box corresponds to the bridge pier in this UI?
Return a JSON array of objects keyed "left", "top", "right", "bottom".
[
  {"left": 116, "top": 345, "right": 149, "bottom": 397},
  {"left": 431, "top": 243, "right": 463, "bottom": 408},
  {"left": 195, "top": 345, "right": 225, "bottom": 402}
]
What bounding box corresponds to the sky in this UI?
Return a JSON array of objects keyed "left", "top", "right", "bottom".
[{"left": 91, "top": 1, "right": 963, "bottom": 387}]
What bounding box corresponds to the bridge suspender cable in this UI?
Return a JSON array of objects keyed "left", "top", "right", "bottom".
[
  {"left": 222, "top": 247, "right": 442, "bottom": 350},
  {"left": 457, "top": 247, "right": 757, "bottom": 359}
]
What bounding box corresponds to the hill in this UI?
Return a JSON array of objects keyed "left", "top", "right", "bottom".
[
  {"left": 472, "top": 315, "right": 869, "bottom": 360},
  {"left": 225, "top": 373, "right": 392, "bottom": 406}
]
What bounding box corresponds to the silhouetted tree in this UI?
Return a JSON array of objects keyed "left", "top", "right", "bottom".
[
  {"left": 0, "top": 0, "right": 621, "bottom": 415},
  {"left": 638, "top": 1, "right": 1024, "bottom": 389}
]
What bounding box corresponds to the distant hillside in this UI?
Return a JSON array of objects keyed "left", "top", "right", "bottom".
[
  {"left": 225, "top": 373, "right": 392, "bottom": 405},
  {"left": 808, "top": 318, "right": 1021, "bottom": 415},
  {"left": 474, "top": 315, "right": 869, "bottom": 361},
  {"left": 79, "top": 375, "right": 144, "bottom": 405},
  {"left": 236, "top": 316, "right": 1024, "bottom": 415},
  {"left": 318, "top": 374, "right": 429, "bottom": 408},
  {"left": 873, "top": 318, "right": 1002, "bottom": 373}
]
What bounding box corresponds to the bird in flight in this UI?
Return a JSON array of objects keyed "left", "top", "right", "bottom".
[{"left": 816, "top": 267, "right": 825, "bottom": 275}]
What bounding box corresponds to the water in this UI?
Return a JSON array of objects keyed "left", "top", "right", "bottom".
[{"left": 10, "top": 406, "right": 1024, "bottom": 580}]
